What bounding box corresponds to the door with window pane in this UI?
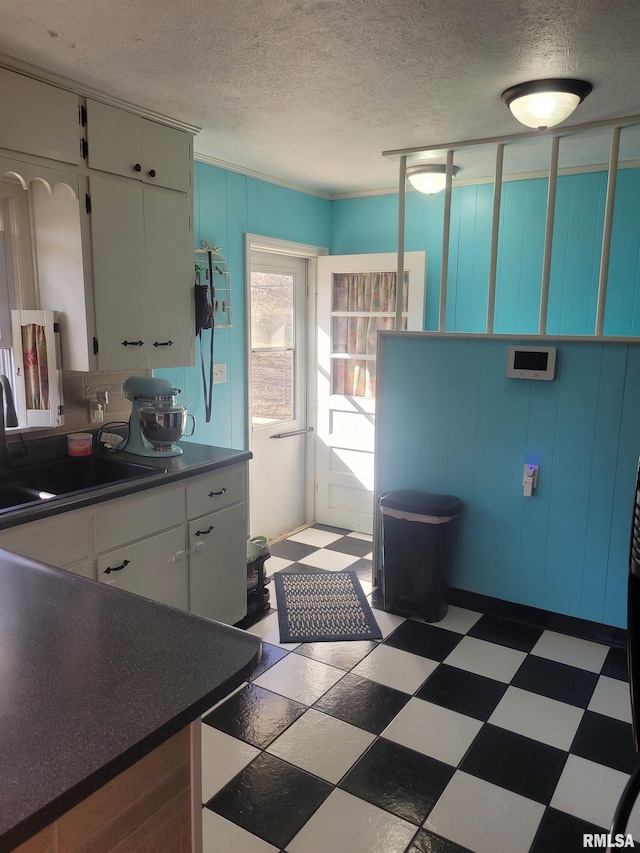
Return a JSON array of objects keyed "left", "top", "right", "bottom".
[
  {"left": 316, "top": 252, "right": 426, "bottom": 533},
  {"left": 249, "top": 251, "right": 308, "bottom": 540}
]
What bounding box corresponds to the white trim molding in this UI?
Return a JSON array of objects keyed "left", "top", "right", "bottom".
[
  {"left": 0, "top": 52, "right": 201, "bottom": 135},
  {"left": 194, "top": 153, "right": 331, "bottom": 199}
]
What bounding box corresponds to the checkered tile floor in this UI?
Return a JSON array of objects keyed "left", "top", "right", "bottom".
[{"left": 200, "top": 524, "right": 640, "bottom": 852}]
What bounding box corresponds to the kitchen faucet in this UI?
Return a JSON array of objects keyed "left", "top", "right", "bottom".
[{"left": 0, "top": 376, "right": 19, "bottom": 471}]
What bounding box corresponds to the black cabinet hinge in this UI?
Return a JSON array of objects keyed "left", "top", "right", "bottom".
[
  {"left": 79, "top": 104, "right": 87, "bottom": 126},
  {"left": 93, "top": 336, "right": 99, "bottom": 355},
  {"left": 80, "top": 137, "right": 88, "bottom": 160},
  {"left": 85, "top": 193, "right": 91, "bottom": 214},
  {"left": 53, "top": 322, "right": 59, "bottom": 333},
  {"left": 58, "top": 405, "right": 64, "bottom": 416}
]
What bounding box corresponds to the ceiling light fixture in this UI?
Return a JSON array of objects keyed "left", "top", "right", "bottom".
[
  {"left": 406, "top": 164, "right": 460, "bottom": 194},
  {"left": 501, "top": 78, "right": 593, "bottom": 130}
]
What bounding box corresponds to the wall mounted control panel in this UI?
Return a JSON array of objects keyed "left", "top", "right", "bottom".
[{"left": 507, "top": 346, "right": 557, "bottom": 381}]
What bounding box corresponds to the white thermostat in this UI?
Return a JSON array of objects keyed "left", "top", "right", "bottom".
[{"left": 506, "top": 345, "right": 557, "bottom": 381}]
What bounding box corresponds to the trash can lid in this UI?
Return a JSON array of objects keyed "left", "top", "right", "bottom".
[{"left": 379, "top": 489, "right": 462, "bottom": 517}]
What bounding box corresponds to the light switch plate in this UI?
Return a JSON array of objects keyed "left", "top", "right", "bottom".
[{"left": 213, "top": 363, "right": 227, "bottom": 384}]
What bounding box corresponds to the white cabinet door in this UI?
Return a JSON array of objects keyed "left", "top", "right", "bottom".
[
  {"left": 141, "top": 118, "right": 191, "bottom": 193},
  {"left": 89, "top": 173, "right": 149, "bottom": 370},
  {"left": 188, "top": 504, "right": 247, "bottom": 625},
  {"left": 85, "top": 100, "right": 143, "bottom": 181},
  {"left": 86, "top": 100, "right": 191, "bottom": 192},
  {"left": 97, "top": 526, "right": 188, "bottom": 610},
  {"left": 88, "top": 174, "right": 194, "bottom": 370},
  {"left": 0, "top": 68, "right": 80, "bottom": 165},
  {"left": 144, "top": 185, "right": 194, "bottom": 368}
]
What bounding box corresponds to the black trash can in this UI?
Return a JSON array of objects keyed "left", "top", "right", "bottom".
[{"left": 380, "top": 490, "right": 462, "bottom": 623}]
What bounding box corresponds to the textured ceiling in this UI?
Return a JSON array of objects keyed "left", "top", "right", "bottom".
[{"left": 0, "top": 0, "right": 638, "bottom": 195}]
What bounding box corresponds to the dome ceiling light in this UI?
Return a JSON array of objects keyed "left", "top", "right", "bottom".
[
  {"left": 501, "top": 78, "right": 593, "bottom": 130},
  {"left": 406, "top": 164, "right": 460, "bottom": 194}
]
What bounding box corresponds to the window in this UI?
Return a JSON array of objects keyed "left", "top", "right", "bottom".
[
  {"left": 250, "top": 270, "right": 296, "bottom": 426},
  {"left": 331, "top": 270, "right": 408, "bottom": 398}
]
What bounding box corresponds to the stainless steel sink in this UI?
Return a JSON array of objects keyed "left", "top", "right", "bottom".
[{"left": 0, "top": 455, "right": 160, "bottom": 512}]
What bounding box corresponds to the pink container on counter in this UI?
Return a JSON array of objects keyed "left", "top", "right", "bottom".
[{"left": 67, "top": 433, "right": 93, "bottom": 456}]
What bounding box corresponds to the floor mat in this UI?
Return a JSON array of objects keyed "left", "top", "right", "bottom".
[{"left": 274, "top": 570, "right": 382, "bottom": 643}]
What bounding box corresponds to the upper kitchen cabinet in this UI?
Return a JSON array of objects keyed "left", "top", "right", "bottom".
[
  {"left": 0, "top": 68, "right": 81, "bottom": 165},
  {"left": 88, "top": 172, "right": 194, "bottom": 371},
  {"left": 0, "top": 155, "right": 96, "bottom": 374},
  {"left": 85, "top": 100, "right": 191, "bottom": 192}
]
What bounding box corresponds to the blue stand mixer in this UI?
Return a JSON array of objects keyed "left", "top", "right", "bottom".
[{"left": 123, "top": 376, "right": 195, "bottom": 457}]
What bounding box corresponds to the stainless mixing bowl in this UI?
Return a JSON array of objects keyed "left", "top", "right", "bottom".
[{"left": 139, "top": 405, "right": 188, "bottom": 451}]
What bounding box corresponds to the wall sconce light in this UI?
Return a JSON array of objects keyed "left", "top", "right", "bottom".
[
  {"left": 406, "top": 164, "right": 460, "bottom": 194},
  {"left": 501, "top": 78, "right": 593, "bottom": 130}
]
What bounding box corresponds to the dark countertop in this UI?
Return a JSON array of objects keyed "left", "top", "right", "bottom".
[
  {"left": 0, "top": 440, "right": 252, "bottom": 530},
  {"left": 0, "top": 550, "right": 261, "bottom": 850}
]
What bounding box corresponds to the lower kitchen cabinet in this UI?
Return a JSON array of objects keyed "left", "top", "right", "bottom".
[
  {"left": 97, "top": 526, "right": 188, "bottom": 611},
  {"left": 188, "top": 503, "right": 246, "bottom": 625},
  {"left": 0, "top": 510, "right": 93, "bottom": 573},
  {"left": 94, "top": 483, "right": 184, "bottom": 553},
  {"left": 66, "top": 560, "right": 95, "bottom": 579},
  {"left": 0, "top": 461, "right": 249, "bottom": 625}
]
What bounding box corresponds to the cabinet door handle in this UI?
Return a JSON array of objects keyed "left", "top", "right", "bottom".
[
  {"left": 121, "top": 340, "right": 145, "bottom": 347},
  {"left": 103, "top": 559, "right": 130, "bottom": 574},
  {"left": 195, "top": 525, "right": 214, "bottom": 536},
  {"left": 172, "top": 543, "right": 204, "bottom": 561},
  {"left": 148, "top": 169, "right": 157, "bottom": 178},
  {"left": 133, "top": 163, "right": 142, "bottom": 172},
  {"left": 153, "top": 340, "right": 174, "bottom": 347},
  {"left": 208, "top": 487, "right": 227, "bottom": 497}
]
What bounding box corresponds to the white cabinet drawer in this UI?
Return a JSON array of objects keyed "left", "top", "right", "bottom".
[
  {"left": 95, "top": 486, "right": 184, "bottom": 552},
  {"left": 97, "top": 527, "right": 188, "bottom": 610},
  {"left": 188, "top": 503, "right": 247, "bottom": 625},
  {"left": 0, "top": 510, "right": 93, "bottom": 567},
  {"left": 186, "top": 465, "right": 244, "bottom": 520}
]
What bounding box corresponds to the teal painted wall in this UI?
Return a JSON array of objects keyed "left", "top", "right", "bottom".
[
  {"left": 377, "top": 336, "right": 640, "bottom": 628},
  {"left": 331, "top": 168, "right": 640, "bottom": 335},
  {"left": 157, "top": 159, "right": 639, "bottom": 627},
  {"left": 336, "top": 169, "right": 640, "bottom": 626},
  {"left": 158, "top": 162, "right": 330, "bottom": 450}
]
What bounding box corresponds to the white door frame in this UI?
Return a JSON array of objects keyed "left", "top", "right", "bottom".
[{"left": 244, "top": 233, "right": 328, "bottom": 535}]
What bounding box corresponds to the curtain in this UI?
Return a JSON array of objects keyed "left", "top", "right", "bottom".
[
  {"left": 332, "top": 271, "right": 408, "bottom": 398},
  {"left": 21, "top": 324, "right": 49, "bottom": 410}
]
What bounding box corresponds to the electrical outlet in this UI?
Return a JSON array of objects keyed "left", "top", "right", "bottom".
[
  {"left": 89, "top": 401, "right": 104, "bottom": 424},
  {"left": 213, "top": 363, "right": 227, "bottom": 384}
]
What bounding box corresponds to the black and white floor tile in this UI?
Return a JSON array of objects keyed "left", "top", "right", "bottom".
[{"left": 201, "top": 524, "right": 640, "bottom": 852}]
